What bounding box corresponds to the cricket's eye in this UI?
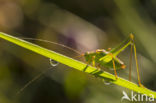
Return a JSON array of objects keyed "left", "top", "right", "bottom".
[{"left": 121, "top": 64, "right": 126, "bottom": 69}]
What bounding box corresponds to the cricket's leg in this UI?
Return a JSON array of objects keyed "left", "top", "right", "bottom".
[
  {"left": 94, "top": 63, "right": 102, "bottom": 70},
  {"left": 130, "top": 34, "right": 143, "bottom": 87},
  {"left": 129, "top": 44, "right": 133, "bottom": 81},
  {"left": 111, "top": 34, "right": 134, "bottom": 57},
  {"left": 112, "top": 58, "right": 118, "bottom": 79},
  {"left": 91, "top": 56, "right": 101, "bottom": 70},
  {"left": 86, "top": 58, "right": 92, "bottom": 66},
  {"left": 133, "top": 43, "right": 143, "bottom": 87},
  {"left": 92, "top": 56, "right": 96, "bottom": 67},
  {"left": 85, "top": 56, "right": 95, "bottom": 67},
  {"left": 110, "top": 53, "right": 118, "bottom": 80},
  {"left": 83, "top": 57, "right": 93, "bottom": 72}
]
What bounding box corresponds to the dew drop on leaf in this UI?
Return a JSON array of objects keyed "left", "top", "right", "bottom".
[
  {"left": 49, "top": 59, "right": 59, "bottom": 66},
  {"left": 103, "top": 79, "right": 112, "bottom": 85}
]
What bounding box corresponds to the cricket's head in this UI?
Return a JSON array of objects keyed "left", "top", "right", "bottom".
[{"left": 84, "top": 52, "right": 93, "bottom": 62}]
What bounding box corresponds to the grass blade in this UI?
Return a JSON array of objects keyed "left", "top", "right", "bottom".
[{"left": 0, "top": 32, "right": 155, "bottom": 99}]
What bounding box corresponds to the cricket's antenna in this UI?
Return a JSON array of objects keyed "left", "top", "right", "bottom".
[
  {"left": 16, "top": 67, "right": 53, "bottom": 95},
  {"left": 20, "top": 37, "right": 81, "bottom": 55},
  {"left": 73, "top": 53, "right": 84, "bottom": 58}
]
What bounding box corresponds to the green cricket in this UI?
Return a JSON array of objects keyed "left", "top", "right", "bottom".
[
  {"left": 82, "top": 33, "right": 142, "bottom": 87},
  {"left": 17, "top": 33, "right": 143, "bottom": 94}
]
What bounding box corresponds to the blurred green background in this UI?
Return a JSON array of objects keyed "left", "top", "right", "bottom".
[{"left": 0, "top": 0, "right": 156, "bottom": 103}]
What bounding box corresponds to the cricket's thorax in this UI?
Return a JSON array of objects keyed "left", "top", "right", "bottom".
[{"left": 84, "top": 49, "right": 126, "bottom": 69}]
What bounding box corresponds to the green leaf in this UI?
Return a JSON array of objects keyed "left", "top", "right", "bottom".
[{"left": 0, "top": 32, "right": 155, "bottom": 99}]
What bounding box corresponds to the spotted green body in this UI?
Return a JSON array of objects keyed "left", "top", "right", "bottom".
[{"left": 84, "top": 49, "right": 126, "bottom": 70}]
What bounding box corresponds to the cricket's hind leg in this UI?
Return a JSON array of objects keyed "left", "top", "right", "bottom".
[
  {"left": 129, "top": 44, "right": 133, "bottom": 81},
  {"left": 130, "top": 34, "right": 144, "bottom": 87}
]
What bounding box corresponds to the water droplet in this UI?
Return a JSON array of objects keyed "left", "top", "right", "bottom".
[
  {"left": 49, "top": 59, "right": 59, "bottom": 66},
  {"left": 103, "top": 79, "right": 112, "bottom": 85}
]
